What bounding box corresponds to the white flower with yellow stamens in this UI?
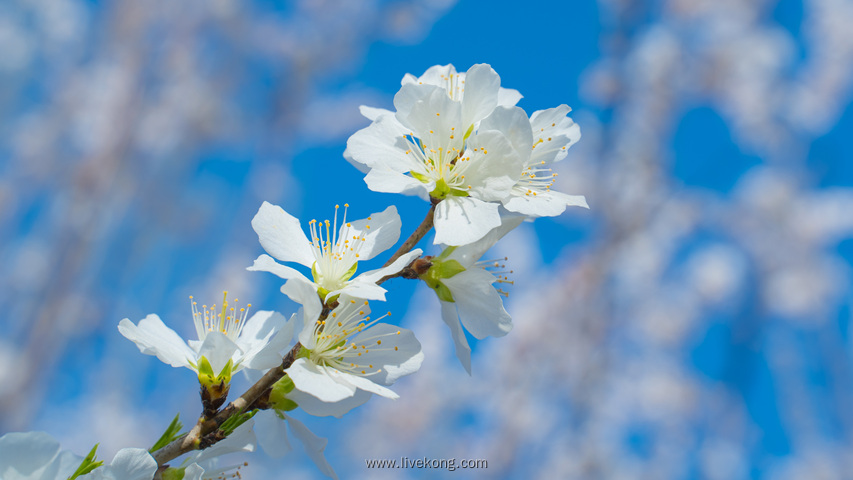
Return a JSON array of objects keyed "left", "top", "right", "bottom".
[
  {"left": 358, "top": 63, "right": 522, "bottom": 125},
  {"left": 118, "top": 292, "right": 292, "bottom": 380},
  {"left": 500, "top": 104, "right": 589, "bottom": 216},
  {"left": 346, "top": 79, "right": 528, "bottom": 246},
  {"left": 248, "top": 202, "right": 422, "bottom": 304},
  {"left": 421, "top": 215, "right": 524, "bottom": 373},
  {"left": 286, "top": 294, "right": 423, "bottom": 403}
]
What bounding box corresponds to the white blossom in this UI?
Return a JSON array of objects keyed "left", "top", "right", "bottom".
[
  {"left": 119, "top": 293, "right": 291, "bottom": 378},
  {"left": 249, "top": 202, "right": 422, "bottom": 303}
]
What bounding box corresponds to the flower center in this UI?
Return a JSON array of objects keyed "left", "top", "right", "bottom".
[
  {"left": 403, "top": 133, "right": 480, "bottom": 200},
  {"left": 308, "top": 204, "right": 366, "bottom": 294},
  {"left": 308, "top": 299, "right": 401, "bottom": 377},
  {"left": 189, "top": 291, "right": 250, "bottom": 342}
]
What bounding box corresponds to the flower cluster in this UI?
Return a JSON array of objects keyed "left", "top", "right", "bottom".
[{"left": 6, "top": 63, "right": 585, "bottom": 480}]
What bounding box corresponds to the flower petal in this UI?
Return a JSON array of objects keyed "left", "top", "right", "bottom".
[
  {"left": 447, "top": 214, "right": 525, "bottom": 266},
  {"left": 503, "top": 190, "right": 588, "bottom": 217},
  {"left": 280, "top": 277, "right": 322, "bottom": 334},
  {"left": 197, "top": 332, "right": 240, "bottom": 375},
  {"left": 479, "top": 106, "right": 533, "bottom": 162},
  {"left": 443, "top": 268, "right": 512, "bottom": 339},
  {"left": 118, "top": 315, "right": 195, "bottom": 369},
  {"left": 353, "top": 323, "right": 424, "bottom": 385},
  {"left": 353, "top": 249, "right": 424, "bottom": 293},
  {"left": 0, "top": 431, "right": 62, "bottom": 477},
  {"left": 497, "top": 87, "right": 523, "bottom": 107},
  {"left": 439, "top": 301, "right": 472, "bottom": 374},
  {"left": 364, "top": 168, "right": 431, "bottom": 199},
  {"left": 287, "top": 358, "right": 357, "bottom": 402},
  {"left": 347, "top": 205, "right": 401, "bottom": 261},
  {"left": 286, "top": 415, "right": 338, "bottom": 480},
  {"left": 251, "top": 202, "right": 315, "bottom": 267},
  {"left": 327, "top": 368, "right": 399, "bottom": 399},
  {"left": 529, "top": 104, "right": 581, "bottom": 164},
  {"left": 461, "top": 64, "right": 500, "bottom": 128},
  {"left": 433, "top": 196, "right": 502, "bottom": 246},
  {"left": 462, "top": 130, "right": 524, "bottom": 201},
  {"left": 287, "top": 388, "right": 372, "bottom": 418},
  {"left": 246, "top": 254, "right": 305, "bottom": 281},
  {"left": 345, "top": 114, "right": 420, "bottom": 173},
  {"left": 78, "top": 449, "right": 158, "bottom": 480},
  {"left": 235, "top": 311, "right": 292, "bottom": 371},
  {"left": 254, "top": 410, "right": 292, "bottom": 458}
]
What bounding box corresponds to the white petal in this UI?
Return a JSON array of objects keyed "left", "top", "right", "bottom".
[
  {"left": 529, "top": 104, "right": 581, "bottom": 164},
  {"left": 448, "top": 214, "right": 525, "bottom": 265},
  {"left": 347, "top": 205, "right": 401, "bottom": 261},
  {"left": 444, "top": 268, "right": 512, "bottom": 339},
  {"left": 503, "top": 190, "right": 589, "bottom": 217},
  {"left": 415, "top": 64, "right": 457, "bottom": 87},
  {"left": 461, "top": 64, "right": 500, "bottom": 128},
  {"left": 433, "top": 197, "right": 501, "bottom": 246},
  {"left": 254, "top": 410, "right": 292, "bottom": 458},
  {"left": 182, "top": 464, "right": 205, "bottom": 480},
  {"left": 251, "top": 202, "right": 315, "bottom": 267},
  {"left": 462, "top": 130, "right": 524, "bottom": 201},
  {"left": 353, "top": 248, "right": 423, "bottom": 286},
  {"left": 439, "top": 301, "right": 472, "bottom": 374},
  {"left": 497, "top": 87, "right": 523, "bottom": 107},
  {"left": 326, "top": 281, "right": 388, "bottom": 302},
  {"left": 236, "top": 311, "right": 292, "bottom": 371},
  {"left": 364, "top": 168, "right": 431, "bottom": 199},
  {"left": 280, "top": 277, "right": 322, "bottom": 335},
  {"left": 118, "top": 315, "right": 195, "bottom": 369},
  {"left": 400, "top": 86, "right": 464, "bottom": 152},
  {"left": 78, "top": 449, "right": 157, "bottom": 480},
  {"left": 358, "top": 105, "right": 392, "bottom": 122},
  {"left": 197, "top": 332, "right": 240, "bottom": 375},
  {"left": 0, "top": 431, "right": 62, "bottom": 477},
  {"left": 287, "top": 358, "right": 357, "bottom": 403},
  {"left": 479, "top": 106, "right": 533, "bottom": 161},
  {"left": 288, "top": 388, "right": 372, "bottom": 418},
  {"left": 246, "top": 254, "right": 304, "bottom": 281},
  {"left": 328, "top": 369, "right": 399, "bottom": 399},
  {"left": 345, "top": 114, "right": 419, "bottom": 173},
  {"left": 352, "top": 323, "right": 424, "bottom": 385},
  {"left": 286, "top": 415, "right": 338, "bottom": 480}
]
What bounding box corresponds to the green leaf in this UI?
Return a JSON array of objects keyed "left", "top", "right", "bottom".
[
  {"left": 161, "top": 467, "right": 186, "bottom": 480},
  {"left": 220, "top": 409, "right": 258, "bottom": 436},
  {"left": 149, "top": 413, "right": 184, "bottom": 453},
  {"left": 67, "top": 444, "right": 104, "bottom": 480},
  {"left": 269, "top": 376, "right": 299, "bottom": 412}
]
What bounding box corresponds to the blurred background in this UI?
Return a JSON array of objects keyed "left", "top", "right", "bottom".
[{"left": 2, "top": 0, "right": 853, "bottom": 478}]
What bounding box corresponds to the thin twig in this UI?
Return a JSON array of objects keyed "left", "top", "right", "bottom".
[
  {"left": 151, "top": 342, "right": 302, "bottom": 467},
  {"left": 152, "top": 204, "right": 438, "bottom": 471}
]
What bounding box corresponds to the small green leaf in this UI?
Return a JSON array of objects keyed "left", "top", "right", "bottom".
[
  {"left": 67, "top": 444, "right": 104, "bottom": 480},
  {"left": 269, "top": 376, "right": 299, "bottom": 411},
  {"left": 150, "top": 413, "right": 184, "bottom": 453},
  {"left": 220, "top": 409, "right": 258, "bottom": 436},
  {"left": 161, "top": 467, "right": 186, "bottom": 480}
]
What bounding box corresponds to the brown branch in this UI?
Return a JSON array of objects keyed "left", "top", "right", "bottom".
[
  {"left": 151, "top": 342, "right": 302, "bottom": 467},
  {"left": 152, "top": 204, "right": 438, "bottom": 471}
]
